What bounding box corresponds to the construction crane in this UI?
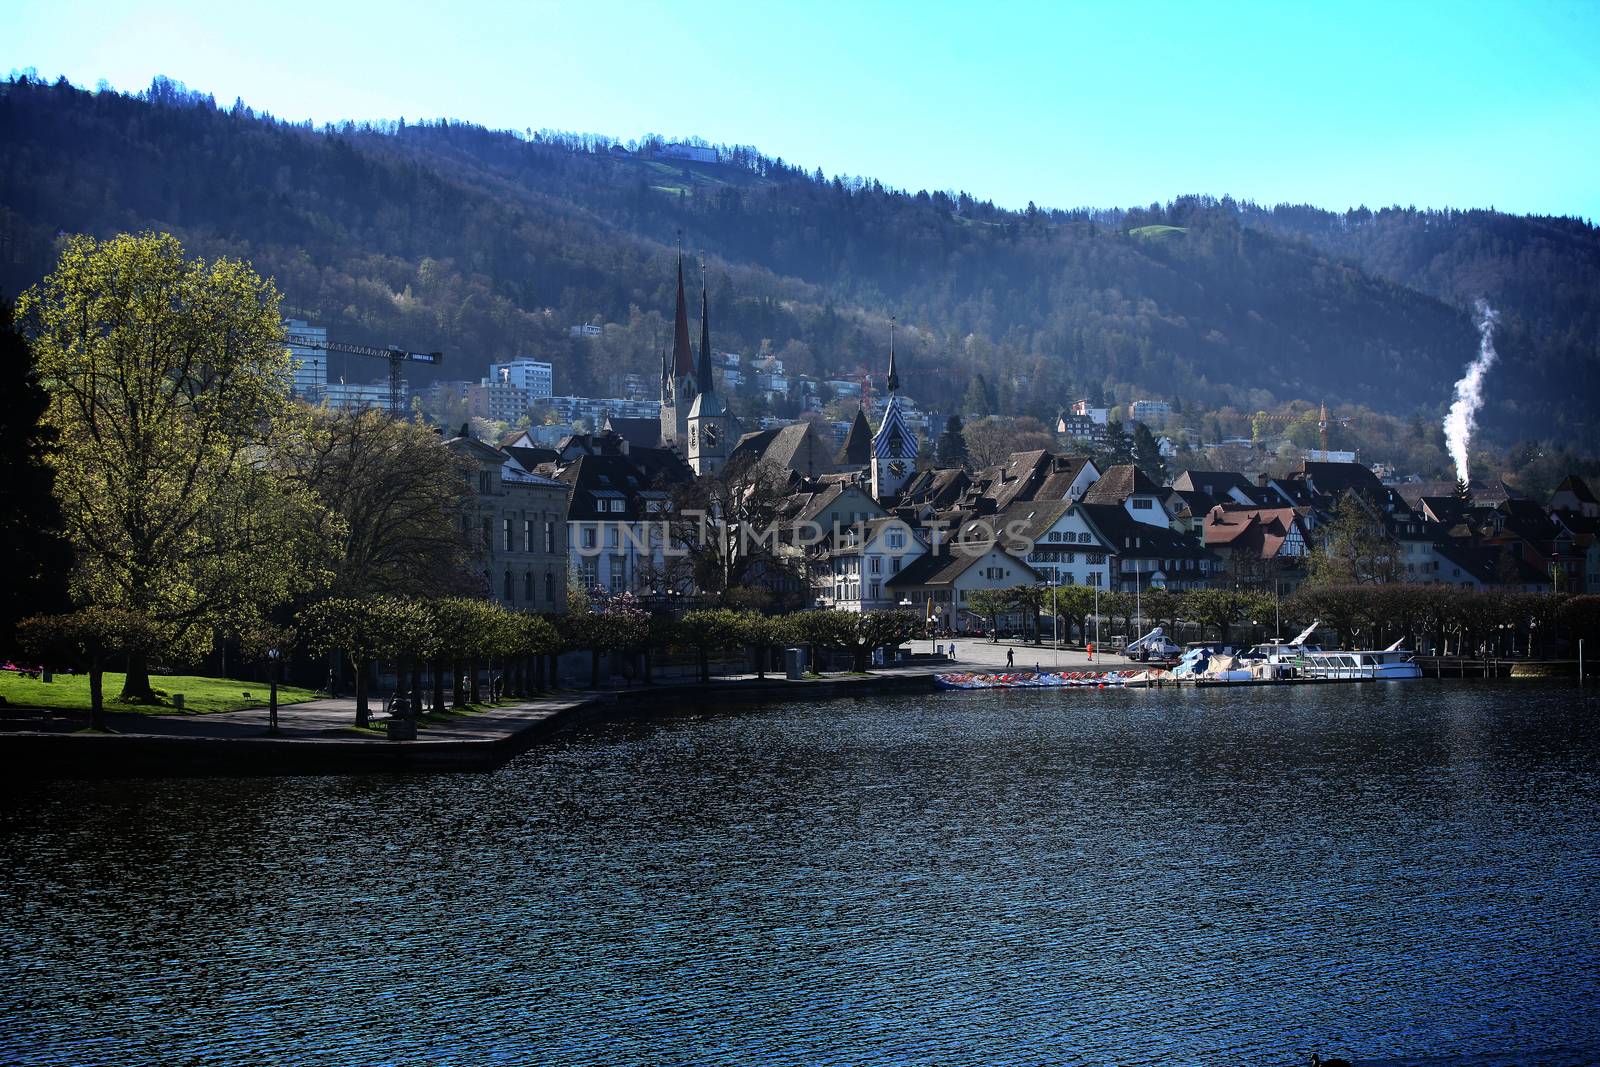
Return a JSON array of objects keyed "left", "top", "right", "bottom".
[{"left": 284, "top": 331, "right": 442, "bottom": 416}]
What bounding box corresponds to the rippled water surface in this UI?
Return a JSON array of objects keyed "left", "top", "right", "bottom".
[{"left": 4, "top": 682, "right": 1600, "bottom": 1065}]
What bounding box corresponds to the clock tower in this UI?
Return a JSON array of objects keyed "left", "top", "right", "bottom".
[
  {"left": 871, "top": 316, "right": 917, "bottom": 501},
  {"left": 687, "top": 272, "right": 732, "bottom": 475}
]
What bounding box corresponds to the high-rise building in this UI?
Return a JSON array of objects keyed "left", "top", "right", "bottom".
[
  {"left": 283, "top": 318, "right": 327, "bottom": 401},
  {"left": 486, "top": 358, "right": 553, "bottom": 400}
]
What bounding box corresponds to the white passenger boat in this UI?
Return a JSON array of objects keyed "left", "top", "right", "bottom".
[{"left": 1295, "top": 643, "right": 1422, "bottom": 680}]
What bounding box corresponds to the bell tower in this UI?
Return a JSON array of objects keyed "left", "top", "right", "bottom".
[
  {"left": 687, "top": 269, "right": 732, "bottom": 475},
  {"left": 659, "top": 241, "right": 698, "bottom": 448},
  {"left": 871, "top": 316, "right": 916, "bottom": 500}
]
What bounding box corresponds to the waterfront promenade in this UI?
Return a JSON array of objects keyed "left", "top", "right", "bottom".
[{"left": 0, "top": 664, "right": 952, "bottom": 778}]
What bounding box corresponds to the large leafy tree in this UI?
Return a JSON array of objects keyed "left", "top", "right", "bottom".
[{"left": 22, "top": 233, "right": 335, "bottom": 701}]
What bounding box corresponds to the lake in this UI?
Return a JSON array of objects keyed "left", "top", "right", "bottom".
[{"left": 3, "top": 681, "right": 1598, "bottom": 1065}]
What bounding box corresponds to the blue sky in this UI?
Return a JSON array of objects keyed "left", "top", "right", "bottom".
[{"left": 7, "top": 0, "right": 1599, "bottom": 219}]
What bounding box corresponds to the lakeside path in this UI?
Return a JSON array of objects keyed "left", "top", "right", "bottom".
[
  {"left": 0, "top": 667, "right": 951, "bottom": 779},
  {"left": 0, "top": 644, "right": 1148, "bottom": 780}
]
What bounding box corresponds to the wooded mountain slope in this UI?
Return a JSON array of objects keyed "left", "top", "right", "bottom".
[{"left": 1, "top": 76, "right": 1594, "bottom": 447}]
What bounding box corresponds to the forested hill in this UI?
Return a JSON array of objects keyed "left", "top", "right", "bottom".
[{"left": 1, "top": 76, "right": 1596, "bottom": 449}]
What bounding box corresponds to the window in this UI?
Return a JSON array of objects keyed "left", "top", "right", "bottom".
[
  {"left": 579, "top": 560, "right": 598, "bottom": 587},
  {"left": 891, "top": 556, "right": 902, "bottom": 573},
  {"left": 503, "top": 570, "right": 514, "bottom": 601},
  {"left": 869, "top": 581, "right": 881, "bottom": 600},
  {"left": 545, "top": 521, "right": 557, "bottom": 553},
  {"left": 479, "top": 470, "right": 491, "bottom": 494},
  {"left": 1079, "top": 533, "right": 1091, "bottom": 543},
  {"left": 610, "top": 556, "right": 627, "bottom": 591},
  {"left": 503, "top": 518, "right": 513, "bottom": 552},
  {"left": 870, "top": 556, "right": 882, "bottom": 574},
  {"left": 888, "top": 530, "right": 905, "bottom": 548},
  {"left": 525, "top": 571, "right": 534, "bottom": 601},
  {"left": 524, "top": 519, "right": 533, "bottom": 553},
  {"left": 481, "top": 518, "right": 492, "bottom": 550},
  {"left": 545, "top": 572, "right": 556, "bottom": 602},
  {"left": 1132, "top": 499, "right": 1152, "bottom": 510}
]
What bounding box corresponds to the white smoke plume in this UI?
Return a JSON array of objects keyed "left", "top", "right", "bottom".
[{"left": 1443, "top": 300, "right": 1498, "bottom": 484}]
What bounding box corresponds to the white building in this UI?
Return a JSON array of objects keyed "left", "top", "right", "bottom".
[
  {"left": 1070, "top": 399, "right": 1110, "bottom": 425},
  {"left": 985, "top": 500, "right": 1114, "bottom": 589},
  {"left": 543, "top": 396, "right": 661, "bottom": 432},
  {"left": 824, "top": 518, "right": 929, "bottom": 612},
  {"left": 466, "top": 381, "right": 531, "bottom": 423},
  {"left": 486, "top": 358, "right": 554, "bottom": 400},
  {"left": 1129, "top": 399, "right": 1172, "bottom": 424},
  {"left": 324, "top": 380, "right": 406, "bottom": 411}
]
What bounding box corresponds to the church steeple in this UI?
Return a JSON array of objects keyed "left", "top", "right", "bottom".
[
  {"left": 687, "top": 267, "right": 733, "bottom": 476},
  {"left": 886, "top": 315, "right": 899, "bottom": 394},
  {"left": 697, "top": 261, "right": 714, "bottom": 392},
  {"left": 661, "top": 238, "right": 699, "bottom": 449},
  {"left": 672, "top": 244, "right": 695, "bottom": 386},
  {"left": 870, "top": 313, "right": 915, "bottom": 501}
]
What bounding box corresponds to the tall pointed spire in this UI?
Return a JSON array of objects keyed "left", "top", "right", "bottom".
[
  {"left": 885, "top": 315, "right": 899, "bottom": 394},
  {"left": 697, "top": 259, "right": 714, "bottom": 392},
  {"left": 671, "top": 237, "right": 695, "bottom": 379}
]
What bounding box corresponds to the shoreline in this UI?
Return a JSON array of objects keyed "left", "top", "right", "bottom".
[{"left": 0, "top": 671, "right": 941, "bottom": 781}]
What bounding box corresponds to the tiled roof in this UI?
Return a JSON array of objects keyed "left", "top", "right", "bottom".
[
  {"left": 836, "top": 407, "right": 873, "bottom": 466},
  {"left": 1203, "top": 505, "right": 1303, "bottom": 560},
  {"left": 1078, "top": 502, "right": 1215, "bottom": 560},
  {"left": 1081, "top": 464, "right": 1162, "bottom": 505},
  {"left": 886, "top": 544, "right": 1037, "bottom": 588}
]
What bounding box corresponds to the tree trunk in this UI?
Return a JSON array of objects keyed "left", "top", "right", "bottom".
[
  {"left": 753, "top": 645, "right": 766, "bottom": 680},
  {"left": 89, "top": 657, "right": 106, "bottom": 732},
  {"left": 410, "top": 659, "right": 422, "bottom": 713},
  {"left": 468, "top": 658, "right": 481, "bottom": 704},
  {"left": 452, "top": 658, "right": 466, "bottom": 708},
  {"left": 354, "top": 658, "right": 370, "bottom": 728},
  {"left": 431, "top": 657, "right": 446, "bottom": 713},
  {"left": 534, "top": 653, "right": 547, "bottom": 692},
  {"left": 119, "top": 649, "right": 157, "bottom": 703}
]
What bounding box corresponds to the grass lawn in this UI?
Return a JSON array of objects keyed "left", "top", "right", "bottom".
[
  {"left": 1128, "top": 224, "right": 1189, "bottom": 240},
  {"left": 0, "top": 671, "right": 320, "bottom": 715}
]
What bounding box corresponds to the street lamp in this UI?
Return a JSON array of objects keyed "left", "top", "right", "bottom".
[{"left": 266, "top": 647, "right": 281, "bottom": 735}]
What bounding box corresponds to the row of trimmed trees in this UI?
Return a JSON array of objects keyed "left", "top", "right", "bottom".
[
  {"left": 286, "top": 595, "right": 927, "bottom": 727},
  {"left": 956, "top": 582, "right": 1600, "bottom": 659},
  {"left": 557, "top": 602, "right": 926, "bottom": 686},
  {"left": 965, "top": 585, "right": 1278, "bottom": 647}
]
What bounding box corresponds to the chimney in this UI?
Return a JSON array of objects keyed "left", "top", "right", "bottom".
[{"left": 1257, "top": 473, "right": 1269, "bottom": 487}]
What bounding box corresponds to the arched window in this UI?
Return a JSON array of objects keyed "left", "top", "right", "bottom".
[
  {"left": 524, "top": 571, "right": 534, "bottom": 601},
  {"left": 545, "top": 571, "right": 556, "bottom": 603},
  {"left": 504, "top": 570, "right": 514, "bottom": 601}
]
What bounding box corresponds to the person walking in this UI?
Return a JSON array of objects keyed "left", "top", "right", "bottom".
[{"left": 1006, "top": 648, "right": 1015, "bottom": 668}]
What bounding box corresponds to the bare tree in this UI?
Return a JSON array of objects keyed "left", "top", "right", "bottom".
[{"left": 282, "top": 408, "right": 478, "bottom": 597}]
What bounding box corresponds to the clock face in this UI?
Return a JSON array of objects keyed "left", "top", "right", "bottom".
[
  {"left": 888, "top": 459, "right": 907, "bottom": 477},
  {"left": 704, "top": 424, "right": 719, "bottom": 447},
  {"left": 689, "top": 427, "right": 697, "bottom": 448}
]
